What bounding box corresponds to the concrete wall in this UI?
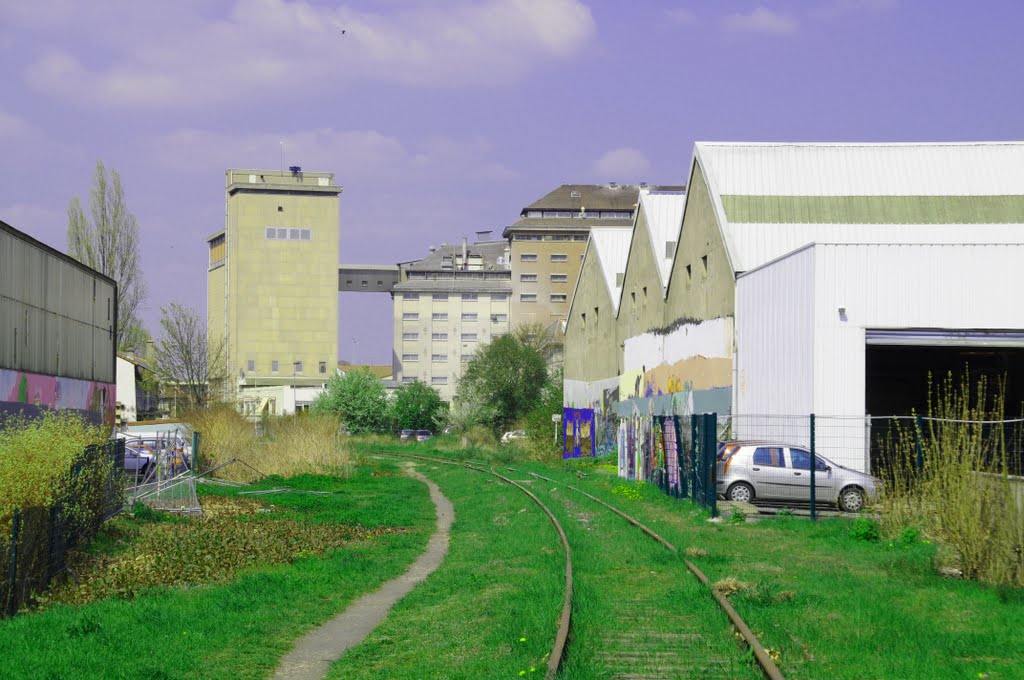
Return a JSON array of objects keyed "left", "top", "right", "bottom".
[
  {"left": 616, "top": 207, "right": 669, "bottom": 344},
  {"left": 564, "top": 245, "right": 621, "bottom": 383},
  {"left": 510, "top": 236, "right": 587, "bottom": 326}
]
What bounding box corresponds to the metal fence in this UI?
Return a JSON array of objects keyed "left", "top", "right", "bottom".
[
  {"left": 1, "top": 439, "right": 125, "bottom": 618},
  {"left": 631, "top": 413, "right": 1024, "bottom": 520}
]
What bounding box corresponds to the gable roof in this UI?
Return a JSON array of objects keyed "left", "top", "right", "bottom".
[
  {"left": 591, "top": 228, "right": 633, "bottom": 315},
  {"left": 638, "top": 189, "right": 686, "bottom": 293},
  {"left": 692, "top": 141, "right": 1024, "bottom": 273}
]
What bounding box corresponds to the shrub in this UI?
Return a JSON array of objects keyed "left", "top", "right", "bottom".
[
  {"left": 849, "top": 517, "right": 880, "bottom": 542},
  {"left": 524, "top": 376, "right": 563, "bottom": 462},
  {"left": 310, "top": 368, "right": 388, "bottom": 434},
  {"left": 390, "top": 380, "right": 446, "bottom": 431}
]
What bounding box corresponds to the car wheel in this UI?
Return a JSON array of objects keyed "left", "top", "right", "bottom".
[
  {"left": 727, "top": 482, "right": 754, "bottom": 503},
  {"left": 838, "top": 486, "right": 865, "bottom": 512}
]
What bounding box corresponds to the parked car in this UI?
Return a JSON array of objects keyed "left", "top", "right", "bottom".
[
  {"left": 716, "top": 441, "right": 880, "bottom": 512},
  {"left": 501, "top": 430, "right": 527, "bottom": 444},
  {"left": 124, "top": 445, "right": 154, "bottom": 478},
  {"left": 399, "top": 429, "right": 416, "bottom": 441},
  {"left": 415, "top": 430, "right": 433, "bottom": 442}
]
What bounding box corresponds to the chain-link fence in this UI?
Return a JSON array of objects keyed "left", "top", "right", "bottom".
[{"left": 1, "top": 439, "right": 125, "bottom": 618}]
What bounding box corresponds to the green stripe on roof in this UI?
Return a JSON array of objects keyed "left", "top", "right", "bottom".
[{"left": 720, "top": 195, "right": 1024, "bottom": 224}]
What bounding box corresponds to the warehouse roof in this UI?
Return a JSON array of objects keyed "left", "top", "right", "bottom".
[{"left": 639, "top": 190, "right": 686, "bottom": 293}]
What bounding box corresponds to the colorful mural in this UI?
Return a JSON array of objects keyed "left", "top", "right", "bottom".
[
  {"left": 562, "top": 408, "right": 595, "bottom": 458},
  {"left": 0, "top": 368, "right": 116, "bottom": 427}
]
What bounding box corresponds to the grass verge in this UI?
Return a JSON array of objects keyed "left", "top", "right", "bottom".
[{"left": 0, "top": 461, "right": 433, "bottom": 680}]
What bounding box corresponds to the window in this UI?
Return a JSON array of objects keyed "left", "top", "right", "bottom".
[
  {"left": 789, "top": 449, "right": 829, "bottom": 471},
  {"left": 462, "top": 333, "right": 478, "bottom": 342},
  {"left": 702, "top": 254, "right": 708, "bottom": 274},
  {"left": 665, "top": 241, "right": 677, "bottom": 258},
  {"left": 402, "top": 353, "right": 419, "bottom": 362},
  {"left": 432, "top": 332, "right": 448, "bottom": 341},
  {"left": 616, "top": 272, "right": 624, "bottom": 286},
  {"left": 432, "top": 312, "right": 448, "bottom": 321},
  {"left": 293, "top": 361, "right": 303, "bottom": 374},
  {"left": 265, "top": 227, "right": 275, "bottom": 239},
  {"left": 271, "top": 360, "right": 279, "bottom": 373},
  {"left": 403, "top": 293, "right": 419, "bottom": 300},
  {"left": 581, "top": 312, "right": 586, "bottom": 327},
  {"left": 550, "top": 273, "right": 568, "bottom": 283},
  {"left": 462, "top": 293, "right": 478, "bottom": 301},
  {"left": 266, "top": 227, "right": 313, "bottom": 240},
  {"left": 431, "top": 354, "right": 448, "bottom": 362},
  {"left": 431, "top": 376, "right": 448, "bottom": 385},
  {"left": 520, "top": 294, "right": 537, "bottom": 303},
  {"left": 403, "top": 312, "right": 419, "bottom": 321},
  {"left": 753, "top": 447, "right": 785, "bottom": 468},
  {"left": 247, "top": 360, "right": 255, "bottom": 372},
  {"left": 550, "top": 294, "right": 567, "bottom": 303},
  {"left": 402, "top": 376, "right": 416, "bottom": 384},
  {"left": 686, "top": 264, "right": 692, "bottom": 280},
  {"left": 520, "top": 253, "right": 538, "bottom": 262},
  {"left": 402, "top": 332, "right": 419, "bottom": 340},
  {"left": 520, "top": 274, "right": 537, "bottom": 282},
  {"left": 491, "top": 313, "right": 508, "bottom": 322},
  {"left": 319, "top": 361, "right": 327, "bottom": 374},
  {"left": 432, "top": 293, "right": 448, "bottom": 300},
  {"left": 526, "top": 210, "right": 542, "bottom": 218},
  {"left": 301, "top": 229, "right": 311, "bottom": 240},
  {"left": 550, "top": 254, "right": 568, "bottom": 262},
  {"left": 492, "top": 293, "right": 509, "bottom": 301},
  {"left": 462, "top": 312, "right": 478, "bottom": 322},
  {"left": 361, "top": 281, "right": 368, "bottom": 288}
]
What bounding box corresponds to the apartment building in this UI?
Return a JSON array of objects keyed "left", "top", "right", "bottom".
[
  {"left": 392, "top": 240, "right": 511, "bottom": 401},
  {"left": 207, "top": 168, "right": 342, "bottom": 414},
  {"left": 504, "top": 183, "right": 682, "bottom": 328}
]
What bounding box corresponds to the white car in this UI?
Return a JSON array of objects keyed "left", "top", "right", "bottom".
[{"left": 501, "top": 430, "right": 527, "bottom": 444}]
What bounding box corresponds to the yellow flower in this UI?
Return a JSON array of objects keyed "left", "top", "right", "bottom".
[{"left": 519, "top": 637, "right": 526, "bottom": 643}]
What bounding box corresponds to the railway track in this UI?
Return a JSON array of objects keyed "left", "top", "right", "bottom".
[{"left": 372, "top": 451, "right": 783, "bottom": 680}]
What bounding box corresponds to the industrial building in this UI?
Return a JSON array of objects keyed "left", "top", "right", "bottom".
[
  {"left": 0, "top": 219, "right": 117, "bottom": 426},
  {"left": 565, "top": 142, "right": 1024, "bottom": 472},
  {"left": 391, "top": 240, "right": 512, "bottom": 401},
  {"left": 207, "top": 169, "right": 343, "bottom": 415}
]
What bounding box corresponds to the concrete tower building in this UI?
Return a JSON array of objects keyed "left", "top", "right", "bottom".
[{"left": 207, "top": 169, "right": 342, "bottom": 414}]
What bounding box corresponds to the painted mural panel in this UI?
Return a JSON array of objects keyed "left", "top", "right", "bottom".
[
  {"left": 0, "top": 368, "right": 115, "bottom": 427},
  {"left": 562, "top": 407, "right": 595, "bottom": 459},
  {"left": 564, "top": 377, "right": 619, "bottom": 457}
]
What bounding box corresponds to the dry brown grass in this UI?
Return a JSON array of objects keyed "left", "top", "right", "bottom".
[{"left": 185, "top": 407, "right": 352, "bottom": 483}]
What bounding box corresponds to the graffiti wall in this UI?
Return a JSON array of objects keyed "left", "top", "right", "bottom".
[
  {"left": 562, "top": 407, "right": 595, "bottom": 458},
  {"left": 0, "top": 368, "right": 116, "bottom": 427},
  {"left": 564, "top": 376, "right": 620, "bottom": 456}
]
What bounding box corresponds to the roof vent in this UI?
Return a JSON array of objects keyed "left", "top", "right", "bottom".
[
  {"left": 608, "top": 182, "right": 618, "bottom": 188},
  {"left": 570, "top": 190, "right": 581, "bottom": 198}
]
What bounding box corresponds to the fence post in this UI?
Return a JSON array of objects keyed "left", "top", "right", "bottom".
[
  {"left": 810, "top": 413, "right": 817, "bottom": 522},
  {"left": 914, "top": 415, "right": 924, "bottom": 476},
  {"left": 192, "top": 431, "right": 201, "bottom": 471},
  {"left": 690, "top": 417, "right": 698, "bottom": 503},
  {"left": 709, "top": 413, "right": 719, "bottom": 518},
  {"left": 7, "top": 508, "right": 19, "bottom": 618},
  {"left": 673, "top": 415, "right": 685, "bottom": 499}
]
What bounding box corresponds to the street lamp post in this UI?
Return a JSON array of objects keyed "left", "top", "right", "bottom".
[{"left": 293, "top": 361, "right": 301, "bottom": 423}]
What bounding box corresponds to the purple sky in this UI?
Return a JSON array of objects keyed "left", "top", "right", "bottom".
[{"left": 2, "top": 1, "right": 1022, "bottom": 366}]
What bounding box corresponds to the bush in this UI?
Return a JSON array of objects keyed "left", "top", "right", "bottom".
[
  {"left": 0, "top": 412, "right": 107, "bottom": 522},
  {"left": 524, "top": 376, "right": 563, "bottom": 462},
  {"left": 849, "top": 517, "right": 880, "bottom": 542},
  {"left": 390, "top": 381, "right": 446, "bottom": 431},
  {"left": 456, "top": 333, "right": 547, "bottom": 435},
  {"left": 311, "top": 369, "right": 388, "bottom": 434}
]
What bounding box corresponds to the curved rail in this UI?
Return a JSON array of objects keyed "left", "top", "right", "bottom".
[
  {"left": 371, "top": 452, "right": 572, "bottom": 680},
  {"left": 519, "top": 469, "right": 785, "bottom": 680}
]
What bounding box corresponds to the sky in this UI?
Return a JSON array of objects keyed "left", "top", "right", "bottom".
[{"left": 1, "top": 0, "right": 1022, "bottom": 366}]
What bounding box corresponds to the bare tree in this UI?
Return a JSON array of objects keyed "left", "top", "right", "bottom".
[
  {"left": 67, "top": 160, "right": 147, "bottom": 350},
  {"left": 153, "top": 303, "right": 225, "bottom": 410},
  {"left": 512, "top": 320, "right": 564, "bottom": 363}
]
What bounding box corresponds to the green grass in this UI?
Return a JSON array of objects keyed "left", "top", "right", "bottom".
[
  {"left": 327, "top": 459, "right": 565, "bottom": 680},
  {"left": 0, "top": 461, "right": 435, "bottom": 680}
]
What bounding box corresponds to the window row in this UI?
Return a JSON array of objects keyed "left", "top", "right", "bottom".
[
  {"left": 401, "top": 376, "right": 449, "bottom": 385},
  {"left": 400, "top": 292, "right": 508, "bottom": 301},
  {"left": 265, "top": 227, "right": 312, "bottom": 241},
  {"left": 245, "top": 359, "right": 327, "bottom": 374},
  {"left": 402, "top": 312, "right": 508, "bottom": 322},
  {"left": 512, "top": 234, "right": 588, "bottom": 241},
  {"left": 519, "top": 254, "right": 568, "bottom": 263},
  {"left": 523, "top": 210, "right": 632, "bottom": 219},
  {"left": 519, "top": 294, "right": 567, "bottom": 303},
  {"left": 520, "top": 273, "right": 568, "bottom": 283}
]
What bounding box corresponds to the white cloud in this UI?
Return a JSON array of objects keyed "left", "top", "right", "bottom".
[
  {"left": 722, "top": 7, "right": 798, "bottom": 35},
  {"left": 665, "top": 7, "right": 697, "bottom": 25},
  {"left": 0, "top": 108, "right": 31, "bottom": 138},
  {"left": 19, "top": 0, "right": 597, "bottom": 110},
  {"left": 592, "top": 147, "right": 651, "bottom": 179}
]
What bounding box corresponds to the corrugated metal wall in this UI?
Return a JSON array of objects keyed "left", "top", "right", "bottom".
[{"left": 0, "top": 227, "right": 116, "bottom": 383}]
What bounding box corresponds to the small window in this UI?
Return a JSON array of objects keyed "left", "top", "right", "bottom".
[
  {"left": 491, "top": 293, "right": 509, "bottom": 301},
  {"left": 462, "top": 293, "right": 478, "bottom": 301},
  {"left": 277, "top": 227, "right": 287, "bottom": 239},
  {"left": 277, "top": 206, "right": 284, "bottom": 212},
  {"left": 550, "top": 273, "right": 568, "bottom": 283},
  {"left": 462, "top": 333, "right": 478, "bottom": 342},
  {"left": 361, "top": 281, "right": 368, "bottom": 288},
  {"left": 665, "top": 241, "right": 676, "bottom": 258},
  {"left": 520, "top": 273, "right": 538, "bottom": 282},
  {"left": 432, "top": 332, "right": 448, "bottom": 341},
  {"left": 550, "top": 294, "right": 567, "bottom": 303},
  {"left": 294, "top": 361, "right": 303, "bottom": 374},
  {"left": 247, "top": 360, "right": 255, "bottom": 372},
  {"left": 753, "top": 447, "right": 785, "bottom": 468},
  {"left": 431, "top": 376, "right": 448, "bottom": 385},
  {"left": 701, "top": 254, "right": 708, "bottom": 273},
  {"left": 432, "top": 312, "right": 448, "bottom": 321},
  {"left": 462, "top": 312, "right": 478, "bottom": 322},
  {"left": 686, "top": 264, "right": 692, "bottom": 280},
  {"left": 402, "top": 332, "right": 419, "bottom": 340},
  {"left": 580, "top": 312, "right": 586, "bottom": 327},
  {"left": 265, "top": 227, "right": 276, "bottom": 239},
  {"left": 319, "top": 361, "right": 327, "bottom": 374},
  {"left": 402, "top": 353, "right": 419, "bottom": 362},
  {"left": 289, "top": 228, "right": 301, "bottom": 240},
  {"left": 433, "top": 293, "right": 448, "bottom": 300},
  {"left": 402, "top": 376, "right": 416, "bottom": 384},
  {"left": 492, "top": 313, "right": 508, "bottom": 322},
  {"left": 520, "top": 253, "right": 538, "bottom": 262},
  {"left": 403, "top": 312, "right": 419, "bottom": 321},
  {"left": 520, "top": 294, "right": 537, "bottom": 303},
  {"left": 403, "top": 293, "right": 420, "bottom": 300},
  {"left": 271, "top": 360, "right": 279, "bottom": 373},
  {"left": 346, "top": 279, "right": 353, "bottom": 285},
  {"left": 431, "top": 354, "right": 448, "bottom": 362},
  {"left": 301, "top": 229, "right": 311, "bottom": 240},
  {"left": 550, "top": 254, "right": 568, "bottom": 262},
  {"left": 461, "top": 354, "right": 473, "bottom": 363}
]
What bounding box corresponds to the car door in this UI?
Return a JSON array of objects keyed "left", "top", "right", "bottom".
[
  {"left": 748, "top": 446, "right": 787, "bottom": 501},
  {"left": 786, "top": 448, "right": 835, "bottom": 503}
]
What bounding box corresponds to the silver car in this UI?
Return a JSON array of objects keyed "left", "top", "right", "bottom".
[{"left": 716, "top": 441, "right": 879, "bottom": 512}]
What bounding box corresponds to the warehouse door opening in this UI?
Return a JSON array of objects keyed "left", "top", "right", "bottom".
[{"left": 865, "top": 332, "right": 1024, "bottom": 418}]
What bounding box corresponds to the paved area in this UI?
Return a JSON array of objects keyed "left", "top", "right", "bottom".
[{"left": 273, "top": 465, "right": 453, "bottom": 680}]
